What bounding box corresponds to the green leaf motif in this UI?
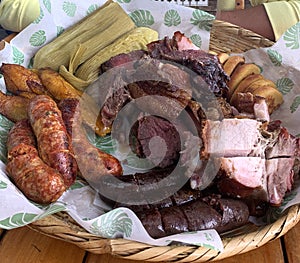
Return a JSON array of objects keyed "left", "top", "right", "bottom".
[
  {"left": 276, "top": 77, "right": 294, "bottom": 95},
  {"left": 0, "top": 132, "right": 8, "bottom": 163},
  {"left": 0, "top": 181, "right": 7, "bottom": 189},
  {"left": 283, "top": 23, "right": 300, "bottom": 49},
  {"left": 164, "top": 9, "right": 181, "bottom": 27},
  {"left": 0, "top": 213, "right": 38, "bottom": 229},
  {"left": 87, "top": 133, "right": 116, "bottom": 154},
  {"left": 57, "top": 26, "right": 65, "bottom": 37},
  {"left": 90, "top": 209, "right": 133, "bottom": 238},
  {"left": 190, "top": 34, "right": 202, "bottom": 48},
  {"left": 69, "top": 180, "right": 86, "bottom": 190},
  {"left": 87, "top": 4, "right": 99, "bottom": 15},
  {"left": 63, "top": 1, "right": 77, "bottom": 17},
  {"left": 129, "top": 10, "right": 154, "bottom": 27},
  {"left": 190, "top": 9, "right": 214, "bottom": 31},
  {"left": 117, "top": 0, "right": 131, "bottom": 3},
  {"left": 0, "top": 115, "right": 13, "bottom": 163},
  {"left": 12, "top": 46, "right": 24, "bottom": 64},
  {"left": 33, "top": 8, "right": 44, "bottom": 24},
  {"left": 27, "top": 57, "right": 34, "bottom": 69},
  {"left": 43, "top": 0, "right": 52, "bottom": 13},
  {"left": 267, "top": 49, "right": 282, "bottom": 66},
  {"left": 290, "top": 96, "right": 300, "bottom": 113},
  {"left": 39, "top": 203, "right": 66, "bottom": 217},
  {"left": 29, "top": 30, "right": 47, "bottom": 47},
  {"left": 0, "top": 114, "right": 14, "bottom": 130}
]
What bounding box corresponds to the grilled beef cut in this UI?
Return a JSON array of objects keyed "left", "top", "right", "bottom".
[
  {"left": 147, "top": 32, "right": 229, "bottom": 96},
  {"left": 129, "top": 115, "right": 181, "bottom": 168}
]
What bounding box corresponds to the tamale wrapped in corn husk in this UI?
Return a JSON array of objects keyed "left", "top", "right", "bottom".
[
  {"left": 75, "top": 27, "right": 159, "bottom": 83},
  {"left": 33, "top": 0, "right": 135, "bottom": 71}
]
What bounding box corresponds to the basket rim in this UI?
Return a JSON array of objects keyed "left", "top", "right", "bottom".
[
  {"left": 209, "top": 19, "right": 275, "bottom": 54},
  {"left": 28, "top": 204, "right": 300, "bottom": 262}
]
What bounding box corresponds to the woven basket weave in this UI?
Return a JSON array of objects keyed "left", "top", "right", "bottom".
[{"left": 27, "top": 16, "right": 300, "bottom": 263}]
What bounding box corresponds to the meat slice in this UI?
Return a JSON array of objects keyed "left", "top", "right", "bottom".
[
  {"left": 147, "top": 32, "right": 229, "bottom": 96},
  {"left": 201, "top": 119, "right": 263, "bottom": 159},
  {"left": 266, "top": 158, "right": 295, "bottom": 206},
  {"left": 130, "top": 115, "right": 181, "bottom": 169},
  {"left": 216, "top": 156, "right": 297, "bottom": 206},
  {"left": 100, "top": 50, "right": 146, "bottom": 73},
  {"left": 216, "top": 157, "right": 268, "bottom": 201},
  {"left": 265, "top": 125, "right": 299, "bottom": 159}
]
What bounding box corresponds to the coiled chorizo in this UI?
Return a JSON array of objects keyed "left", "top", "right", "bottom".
[
  {"left": 28, "top": 95, "right": 78, "bottom": 187},
  {"left": 6, "top": 119, "right": 66, "bottom": 204}
]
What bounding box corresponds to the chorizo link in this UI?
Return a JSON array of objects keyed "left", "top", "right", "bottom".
[
  {"left": 58, "top": 98, "right": 122, "bottom": 182},
  {"left": 6, "top": 119, "right": 66, "bottom": 204},
  {"left": 28, "top": 95, "right": 77, "bottom": 187}
]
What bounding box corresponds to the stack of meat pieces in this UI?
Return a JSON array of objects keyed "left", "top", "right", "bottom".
[
  {"left": 95, "top": 31, "right": 299, "bottom": 238},
  {"left": 200, "top": 118, "right": 299, "bottom": 206}
]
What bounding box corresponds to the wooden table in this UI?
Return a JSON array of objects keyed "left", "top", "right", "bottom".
[{"left": 0, "top": 221, "right": 299, "bottom": 263}]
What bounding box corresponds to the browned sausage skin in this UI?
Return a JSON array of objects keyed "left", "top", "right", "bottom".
[
  {"left": 28, "top": 95, "right": 78, "bottom": 188},
  {"left": 6, "top": 119, "right": 66, "bottom": 204},
  {"left": 58, "top": 98, "right": 123, "bottom": 181}
]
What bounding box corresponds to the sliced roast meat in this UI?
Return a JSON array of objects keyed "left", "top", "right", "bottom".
[
  {"left": 201, "top": 118, "right": 263, "bottom": 159},
  {"left": 215, "top": 156, "right": 297, "bottom": 206},
  {"left": 100, "top": 50, "right": 146, "bottom": 73},
  {"left": 215, "top": 157, "right": 268, "bottom": 201},
  {"left": 266, "top": 158, "right": 295, "bottom": 206},
  {"left": 147, "top": 42, "right": 229, "bottom": 96},
  {"left": 265, "top": 125, "right": 299, "bottom": 159},
  {"left": 127, "top": 57, "right": 193, "bottom": 119},
  {"left": 129, "top": 115, "right": 181, "bottom": 169}
]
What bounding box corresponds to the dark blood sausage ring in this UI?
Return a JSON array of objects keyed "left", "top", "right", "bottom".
[
  {"left": 28, "top": 95, "right": 78, "bottom": 188},
  {"left": 6, "top": 119, "right": 66, "bottom": 204}
]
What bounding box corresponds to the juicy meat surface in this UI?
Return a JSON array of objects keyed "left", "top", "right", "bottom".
[{"left": 201, "top": 118, "right": 263, "bottom": 159}]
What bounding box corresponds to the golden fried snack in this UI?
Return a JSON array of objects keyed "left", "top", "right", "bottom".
[
  {"left": 37, "top": 67, "right": 109, "bottom": 137},
  {"left": 227, "top": 63, "right": 261, "bottom": 99},
  {"left": 230, "top": 74, "right": 263, "bottom": 106},
  {"left": 0, "top": 63, "right": 48, "bottom": 99},
  {"left": 217, "top": 52, "right": 230, "bottom": 65},
  {"left": 243, "top": 78, "right": 277, "bottom": 94},
  {"left": 252, "top": 86, "right": 283, "bottom": 114},
  {"left": 223, "top": 55, "right": 245, "bottom": 76},
  {"left": 38, "top": 67, "right": 82, "bottom": 100},
  {"left": 0, "top": 91, "right": 29, "bottom": 122}
]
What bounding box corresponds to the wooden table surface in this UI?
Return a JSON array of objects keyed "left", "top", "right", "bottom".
[{"left": 0, "top": 221, "right": 299, "bottom": 263}]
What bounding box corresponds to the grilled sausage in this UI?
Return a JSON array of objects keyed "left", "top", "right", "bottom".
[
  {"left": 6, "top": 119, "right": 66, "bottom": 204},
  {"left": 28, "top": 95, "right": 77, "bottom": 187},
  {"left": 57, "top": 98, "right": 122, "bottom": 183}
]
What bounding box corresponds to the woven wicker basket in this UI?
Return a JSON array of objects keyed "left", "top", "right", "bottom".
[{"left": 26, "top": 9, "right": 300, "bottom": 263}]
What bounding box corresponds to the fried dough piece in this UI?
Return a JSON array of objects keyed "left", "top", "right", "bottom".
[
  {"left": 227, "top": 63, "right": 261, "bottom": 99},
  {"left": 223, "top": 55, "right": 245, "bottom": 76},
  {"left": 230, "top": 74, "right": 263, "bottom": 106},
  {"left": 0, "top": 63, "right": 48, "bottom": 98},
  {"left": 0, "top": 91, "right": 30, "bottom": 122},
  {"left": 38, "top": 67, "right": 82, "bottom": 100},
  {"left": 217, "top": 53, "right": 230, "bottom": 65},
  {"left": 37, "top": 67, "right": 108, "bottom": 137},
  {"left": 243, "top": 79, "right": 277, "bottom": 94}
]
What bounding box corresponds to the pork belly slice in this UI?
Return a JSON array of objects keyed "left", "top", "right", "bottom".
[
  {"left": 266, "top": 158, "right": 295, "bottom": 206},
  {"left": 216, "top": 157, "right": 268, "bottom": 201},
  {"left": 265, "top": 126, "right": 299, "bottom": 159},
  {"left": 201, "top": 119, "right": 263, "bottom": 159}
]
